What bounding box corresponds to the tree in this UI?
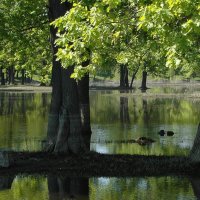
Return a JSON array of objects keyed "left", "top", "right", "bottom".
[
  {"left": 137, "top": 0, "right": 200, "bottom": 78},
  {"left": 45, "top": 0, "right": 90, "bottom": 154},
  {"left": 0, "top": 0, "right": 52, "bottom": 85}
]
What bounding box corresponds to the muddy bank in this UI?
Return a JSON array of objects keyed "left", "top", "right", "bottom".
[{"left": 0, "top": 151, "right": 199, "bottom": 177}]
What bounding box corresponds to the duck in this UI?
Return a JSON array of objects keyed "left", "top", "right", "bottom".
[
  {"left": 135, "top": 137, "right": 155, "bottom": 145},
  {"left": 167, "top": 131, "right": 174, "bottom": 136},
  {"left": 158, "top": 130, "right": 166, "bottom": 136}
]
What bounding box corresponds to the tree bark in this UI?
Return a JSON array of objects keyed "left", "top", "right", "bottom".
[
  {"left": 120, "top": 64, "right": 129, "bottom": 88},
  {"left": 54, "top": 66, "right": 84, "bottom": 154},
  {"left": 130, "top": 66, "right": 139, "bottom": 88},
  {"left": 0, "top": 67, "right": 5, "bottom": 85},
  {"left": 21, "top": 69, "right": 25, "bottom": 85},
  {"left": 46, "top": 0, "right": 69, "bottom": 152},
  {"left": 78, "top": 73, "right": 92, "bottom": 151},
  {"left": 8, "top": 66, "right": 14, "bottom": 85},
  {"left": 140, "top": 70, "right": 147, "bottom": 91},
  {"left": 46, "top": 0, "right": 86, "bottom": 154}
]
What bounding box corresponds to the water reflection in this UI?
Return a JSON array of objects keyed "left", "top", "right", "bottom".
[
  {"left": 90, "top": 176, "right": 197, "bottom": 200},
  {"left": 120, "top": 92, "right": 130, "bottom": 124},
  {"left": 0, "top": 92, "right": 50, "bottom": 151},
  {"left": 0, "top": 175, "right": 198, "bottom": 200},
  {"left": 0, "top": 88, "right": 200, "bottom": 199},
  {"left": 90, "top": 90, "right": 200, "bottom": 155},
  {"left": 48, "top": 176, "right": 89, "bottom": 200},
  {"left": 0, "top": 176, "right": 14, "bottom": 191},
  {"left": 0, "top": 90, "right": 199, "bottom": 155}
]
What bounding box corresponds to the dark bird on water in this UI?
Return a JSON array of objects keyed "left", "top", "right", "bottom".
[
  {"left": 158, "top": 130, "right": 166, "bottom": 136},
  {"left": 167, "top": 131, "right": 174, "bottom": 136}
]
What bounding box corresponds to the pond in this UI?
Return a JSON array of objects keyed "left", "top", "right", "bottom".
[{"left": 0, "top": 86, "right": 199, "bottom": 199}]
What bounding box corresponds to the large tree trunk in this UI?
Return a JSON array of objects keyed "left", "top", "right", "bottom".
[
  {"left": 54, "top": 66, "right": 84, "bottom": 154},
  {"left": 46, "top": 0, "right": 86, "bottom": 154}
]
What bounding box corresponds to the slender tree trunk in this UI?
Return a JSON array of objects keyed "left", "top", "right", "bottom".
[
  {"left": 124, "top": 66, "right": 129, "bottom": 88},
  {"left": 120, "top": 64, "right": 129, "bottom": 88},
  {"left": 120, "top": 65, "right": 125, "bottom": 88},
  {"left": 0, "top": 67, "right": 5, "bottom": 85},
  {"left": 130, "top": 66, "right": 140, "bottom": 88},
  {"left": 8, "top": 68, "right": 11, "bottom": 84},
  {"left": 140, "top": 71, "right": 147, "bottom": 90},
  {"left": 21, "top": 69, "right": 25, "bottom": 85},
  {"left": 5, "top": 69, "right": 9, "bottom": 84},
  {"left": 8, "top": 66, "right": 14, "bottom": 84}
]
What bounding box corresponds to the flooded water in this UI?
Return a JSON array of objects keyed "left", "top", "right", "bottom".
[{"left": 0, "top": 86, "right": 199, "bottom": 199}]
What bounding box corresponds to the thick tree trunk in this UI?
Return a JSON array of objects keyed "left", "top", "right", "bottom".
[
  {"left": 0, "top": 67, "right": 5, "bottom": 85},
  {"left": 140, "top": 70, "right": 147, "bottom": 91},
  {"left": 46, "top": 0, "right": 68, "bottom": 152},
  {"left": 78, "top": 73, "right": 92, "bottom": 150},
  {"left": 46, "top": 59, "right": 62, "bottom": 151},
  {"left": 120, "top": 64, "right": 129, "bottom": 88},
  {"left": 54, "top": 66, "right": 84, "bottom": 154},
  {"left": 46, "top": 0, "right": 85, "bottom": 154}
]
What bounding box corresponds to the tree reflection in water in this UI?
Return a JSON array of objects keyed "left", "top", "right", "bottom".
[
  {"left": 0, "top": 176, "right": 14, "bottom": 191},
  {"left": 48, "top": 176, "right": 89, "bottom": 200}
]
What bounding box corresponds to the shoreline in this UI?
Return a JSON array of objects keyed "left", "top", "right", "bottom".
[{"left": 0, "top": 81, "right": 199, "bottom": 99}]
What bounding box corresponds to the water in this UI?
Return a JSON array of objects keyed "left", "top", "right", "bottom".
[{"left": 0, "top": 86, "right": 199, "bottom": 199}]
